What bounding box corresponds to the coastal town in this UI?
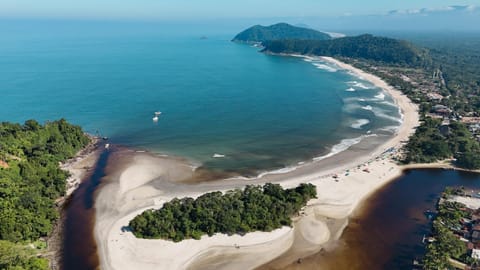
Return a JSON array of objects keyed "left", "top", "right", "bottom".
[
  {"left": 350, "top": 59, "right": 480, "bottom": 140},
  {"left": 423, "top": 187, "right": 480, "bottom": 270},
  {"left": 347, "top": 58, "right": 480, "bottom": 166}
]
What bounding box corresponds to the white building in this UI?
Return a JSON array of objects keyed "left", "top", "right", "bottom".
[{"left": 471, "top": 248, "right": 480, "bottom": 260}]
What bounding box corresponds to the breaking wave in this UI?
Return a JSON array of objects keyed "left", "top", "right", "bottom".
[
  {"left": 351, "top": 119, "right": 370, "bottom": 129},
  {"left": 313, "top": 134, "right": 378, "bottom": 161}
]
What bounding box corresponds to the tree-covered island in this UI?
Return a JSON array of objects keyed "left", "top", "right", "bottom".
[{"left": 129, "top": 183, "right": 317, "bottom": 242}]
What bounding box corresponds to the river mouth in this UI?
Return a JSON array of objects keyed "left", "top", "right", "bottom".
[
  {"left": 61, "top": 149, "right": 109, "bottom": 270},
  {"left": 266, "top": 169, "right": 480, "bottom": 270}
]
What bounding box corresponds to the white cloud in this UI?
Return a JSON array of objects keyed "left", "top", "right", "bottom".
[{"left": 387, "top": 5, "right": 478, "bottom": 16}]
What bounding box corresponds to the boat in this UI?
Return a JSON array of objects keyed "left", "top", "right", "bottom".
[{"left": 153, "top": 111, "right": 162, "bottom": 121}]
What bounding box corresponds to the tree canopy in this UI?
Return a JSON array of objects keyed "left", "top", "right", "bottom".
[
  {"left": 129, "top": 183, "right": 317, "bottom": 242},
  {"left": 403, "top": 118, "right": 480, "bottom": 168},
  {"left": 232, "top": 23, "right": 331, "bottom": 43},
  {"left": 261, "top": 34, "right": 426, "bottom": 65},
  {"left": 0, "top": 119, "right": 90, "bottom": 269}
]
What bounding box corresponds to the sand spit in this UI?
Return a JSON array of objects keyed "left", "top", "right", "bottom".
[{"left": 94, "top": 57, "right": 420, "bottom": 270}]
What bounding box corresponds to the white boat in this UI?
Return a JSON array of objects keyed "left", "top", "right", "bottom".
[{"left": 152, "top": 111, "right": 162, "bottom": 121}]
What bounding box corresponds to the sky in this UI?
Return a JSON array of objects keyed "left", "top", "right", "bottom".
[{"left": 1, "top": 0, "right": 480, "bottom": 20}]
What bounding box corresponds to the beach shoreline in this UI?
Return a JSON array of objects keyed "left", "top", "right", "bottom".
[
  {"left": 94, "top": 56, "right": 421, "bottom": 270},
  {"left": 61, "top": 136, "right": 102, "bottom": 199}
]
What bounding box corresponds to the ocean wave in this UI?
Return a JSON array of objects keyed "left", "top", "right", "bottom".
[
  {"left": 313, "top": 134, "right": 378, "bottom": 162},
  {"left": 347, "top": 71, "right": 365, "bottom": 80},
  {"left": 258, "top": 167, "right": 297, "bottom": 178},
  {"left": 344, "top": 103, "right": 402, "bottom": 124},
  {"left": 347, "top": 80, "right": 373, "bottom": 89},
  {"left": 354, "top": 82, "right": 372, "bottom": 89},
  {"left": 380, "top": 101, "right": 397, "bottom": 107},
  {"left": 378, "top": 125, "right": 401, "bottom": 133},
  {"left": 374, "top": 93, "right": 386, "bottom": 100},
  {"left": 313, "top": 63, "right": 337, "bottom": 72},
  {"left": 372, "top": 107, "right": 403, "bottom": 123},
  {"left": 346, "top": 87, "right": 356, "bottom": 92},
  {"left": 351, "top": 119, "right": 370, "bottom": 129},
  {"left": 303, "top": 56, "right": 320, "bottom": 62},
  {"left": 212, "top": 153, "right": 226, "bottom": 158}
]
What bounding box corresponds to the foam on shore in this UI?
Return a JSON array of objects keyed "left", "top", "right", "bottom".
[
  {"left": 313, "top": 134, "right": 377, "bottom": 162},
  {"left": 313, "top": 63, "right": 338, "bottom": 72}
]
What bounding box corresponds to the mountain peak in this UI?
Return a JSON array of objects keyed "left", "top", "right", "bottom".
[{"left": 232, "top": 23, "right": 331, "bottom": 43}]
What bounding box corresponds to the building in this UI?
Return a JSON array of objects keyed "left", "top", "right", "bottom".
[{"left": 472, "top": 249, "right": 480, "bottom": 260}]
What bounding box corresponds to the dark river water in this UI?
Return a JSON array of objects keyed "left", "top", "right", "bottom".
[
  {"left": 61, "top": 149, "right": 109, "bottom": 270},
  {"left": 277, "top": 169, "right": 480, "bottom": 270},
  {"left": 61, "top": 161, "right": 480, "bottom": 270}
]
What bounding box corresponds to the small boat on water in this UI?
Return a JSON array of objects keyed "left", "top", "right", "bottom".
[{"left": 152, "top": 111, "right": 162, "bottom": 122}]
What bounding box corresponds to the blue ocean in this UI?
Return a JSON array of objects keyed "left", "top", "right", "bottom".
[{"left": 0, "top": 20, "right": 401, "bottom": 175}]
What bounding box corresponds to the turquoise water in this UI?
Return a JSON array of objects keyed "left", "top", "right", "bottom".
[{"left": 0, "top": 21, "right": 401, "bottom": 175}]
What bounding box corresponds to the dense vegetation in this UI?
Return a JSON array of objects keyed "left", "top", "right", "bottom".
[
  {"left": 232, "top": 23, "right": 331, "bottom": 43},
  {"left": 403, "top": 118, "right": 480, "bottom": 166},
  {"left": 261, "top": 34, "right": 426, "bottom": 65},
  {"left": 395, "top": 33, "right": 480, "bottom": 114},
  {"left": 0, "top": 119, "right": 90, "bottom": 269},
  {"left": 129, "top": 183, "right": 317, "bottom": 242},
  {"left": 423, "top": 196, "right": 469, "bottom": 269}
]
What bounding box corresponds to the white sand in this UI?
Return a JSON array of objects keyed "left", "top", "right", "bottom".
[
  {"left": 450, "top": 196, "right": 480, "bottom": 210},
  {"left": 95, "top": 57, "right": 420, "bottom": 270},
  {"left": 61, "top": 139, "right": 100, "bottom": 198}
]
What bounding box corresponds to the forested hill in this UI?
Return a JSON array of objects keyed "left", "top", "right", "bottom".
[
  {"left": 0, "top": 119, "right": 90, "bottom": 269},
  {"left": 232, "top": 23, "right": 331, "bottom": 43},
  {"left": 262, "top": 34, "right": 426, "bottom": 65}
]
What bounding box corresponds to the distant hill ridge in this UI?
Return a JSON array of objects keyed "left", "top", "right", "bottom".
[
  {"left": 261, "top": 34, "right": 427, "bottom": 65},
  {"left": 232, "top": 23, "right": 331, "bottom": 43}
]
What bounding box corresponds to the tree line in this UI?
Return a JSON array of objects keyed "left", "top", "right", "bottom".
[
  {"left": 261, "top": 34, "right": 426, "bottom": 65},
  {"left": 402, "top": 118, "right": 480, "bottom": 169}
]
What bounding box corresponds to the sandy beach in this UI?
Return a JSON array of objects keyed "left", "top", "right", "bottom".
[
  {"left": 94, "top": 57, "right": 420, "bottom": 270},
  {"left": 61, "top": 137, "right": 101, "bottom": 198}
]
